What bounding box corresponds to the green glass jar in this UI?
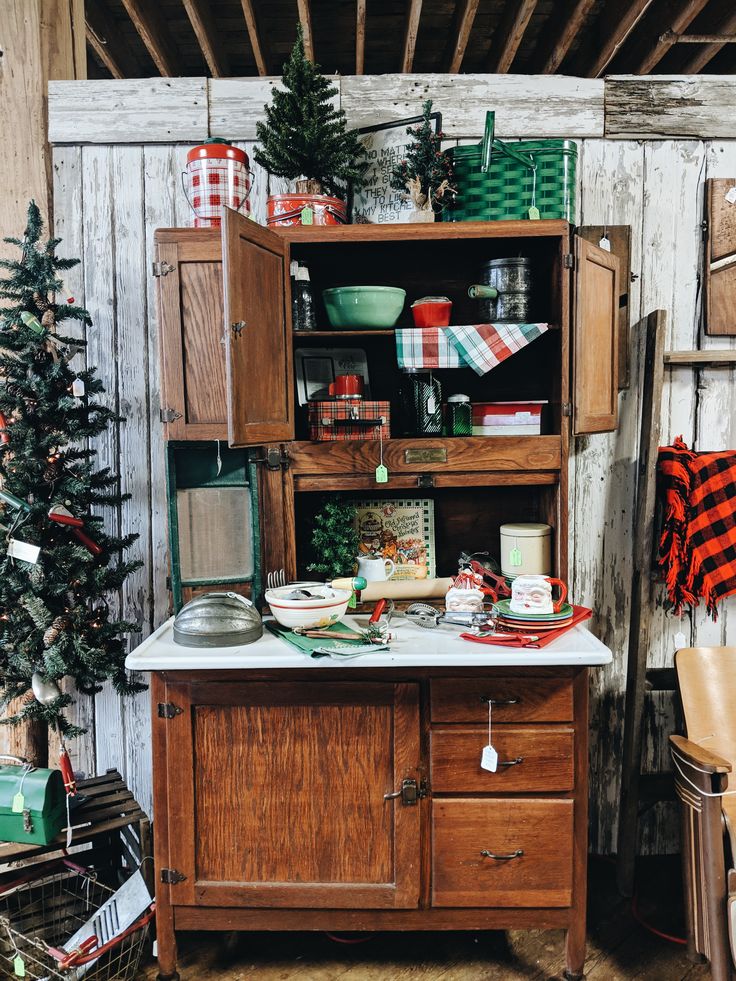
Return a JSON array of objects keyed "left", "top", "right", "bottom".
[{"left": 447, "top": 394, "right": 472, "bottom": 436}]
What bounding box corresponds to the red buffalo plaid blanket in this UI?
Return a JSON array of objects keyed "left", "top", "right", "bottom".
[{"left": 658, "top": 436, "right": 736, "bottom": 617}]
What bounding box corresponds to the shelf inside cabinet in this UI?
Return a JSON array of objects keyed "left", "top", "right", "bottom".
[{"left": 293, "top": 329, "right": 396, "bottom": 337}]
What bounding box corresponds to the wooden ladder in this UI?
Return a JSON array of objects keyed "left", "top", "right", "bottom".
[{"left": 616, "top": 310, "right": 736, "bottom": 897}]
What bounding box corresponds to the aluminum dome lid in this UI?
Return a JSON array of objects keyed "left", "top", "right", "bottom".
[{"left": 173, "top": 591, "right": 263, "bottom": 648}]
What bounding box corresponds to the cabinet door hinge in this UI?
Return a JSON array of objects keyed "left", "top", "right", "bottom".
[
  {"left": 160, "top": 868, "right": 187, "bottom": 884},
  {"left": 152, "top": 261, "right": 176, "bottom": 277},
  {"left": 159, "top": 407, "right": 183, "bottom": 423},
  {"left": 251, "top": 446, "right": 290, "bottom": 471},
  {"left": 563, "top": 253, "right": 574, "bottom": 269},
  {"left": 562, "top": 402, "right": 573, "bottom": 417},
  {"left": 157, "top": 702, "right": 183, "bottom": 719}
]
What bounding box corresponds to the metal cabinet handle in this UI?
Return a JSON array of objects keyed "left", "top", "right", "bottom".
[
  {"left": 498, "top": 756, "right": 524, "bottom": 767},
  {"left": 480, "top": 849, "right": 524, "bottom": 861},
  {"left": 383, "top": 789, "right": 402, "bottom": 800},
  {"left": 479, "top": 696, "right": 520, "bottom": 706}
]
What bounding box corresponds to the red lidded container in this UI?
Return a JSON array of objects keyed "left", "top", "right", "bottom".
[
  {"left": 411, "top": 296, "right": 453, "bottom": 328},
  {"left": 183, "top": 139, "right": 252, "bottom": 228}
]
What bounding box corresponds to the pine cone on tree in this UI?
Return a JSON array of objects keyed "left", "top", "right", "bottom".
[
  {"left": 33, "top": 290, "right": 49, "bottom": 311},
  {"left": 41, "top": 309, "right": 55, "bottom": 330},
  {"left": 43, "top": 615, "right": 70, "bottom": 648}
]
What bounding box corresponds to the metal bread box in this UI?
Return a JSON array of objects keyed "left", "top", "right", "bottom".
[{"left": 173, "top": 591, "right": 263, "bottom": 648}]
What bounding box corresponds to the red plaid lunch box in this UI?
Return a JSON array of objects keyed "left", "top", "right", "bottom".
[{"left": 308, "top": 399, "right": 390, "bottom": 441}]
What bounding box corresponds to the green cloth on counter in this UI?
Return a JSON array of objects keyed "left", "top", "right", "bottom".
[{"left": 266, "top": 621, "right": 389, "bottom": 658}]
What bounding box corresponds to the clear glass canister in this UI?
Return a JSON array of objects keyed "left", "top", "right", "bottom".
[{"left": 447, "top": 394, "right": 472, "bottom": 436}]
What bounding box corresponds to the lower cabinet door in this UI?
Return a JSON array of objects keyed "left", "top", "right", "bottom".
[
  {"left": 432, "top": 799, "right": 574, "bottom": 908},
  {"left": 163, "top": 680, "right": 421, "bottom": 909}
]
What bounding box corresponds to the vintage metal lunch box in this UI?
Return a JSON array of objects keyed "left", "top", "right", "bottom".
[
  {"left": 308, "top": 399, "right": 391, "bottom": 441},
  {"left": 0, "top": 756, "right": 66, "bottom": 846}
]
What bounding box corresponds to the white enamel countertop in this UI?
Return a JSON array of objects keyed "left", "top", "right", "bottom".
[{"left": 125, "top": 615, "right": 612, "bottom": 671}]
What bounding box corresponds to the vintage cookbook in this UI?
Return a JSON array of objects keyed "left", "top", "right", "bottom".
[{"left": 354, "top": 499, "right": 436, "bottom": 580}]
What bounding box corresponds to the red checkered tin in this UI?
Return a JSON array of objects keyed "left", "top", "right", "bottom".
[
  {"left": 183, "top": 139, "right": 252, "bottom": 228},
  {"left": 308, "top": 399, "right": 390, "bottom": 441}
]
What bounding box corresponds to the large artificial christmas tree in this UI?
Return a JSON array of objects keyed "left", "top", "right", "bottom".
[
  {"left": 0, "top": 202, "right": 143, "bottom": 740},
  {"left": 255, "top": 25, "right": 369, "bottom": 198}
]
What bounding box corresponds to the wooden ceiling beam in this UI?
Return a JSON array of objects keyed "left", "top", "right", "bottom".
[
  {"left": 444, "top": 0, "right": 481, "bottom": 73},
  {"left": 489, "top": 0, "right": 538, "bottom": 73},
  {"left": 633, "top": 0, "right": 710, "bottom": 73},
  {"left": 239, "top": 0, "right": 268, "bottom": 76},
  {"left": 85, "top": 0, "right": 136, "bottom": 79},
  {"left": 587, "top": 0, "right": 654, "bottom": 77},
  {"left": 297, "top": 0, "right": 315, "bottom": 62},
  {"left": 401, "top": 0, "right": 423, "bottom": 72},
  {"left": 120, "top": 0, "right": 179, "bottom": 76},
  {"left": 356, "top": 0, "right": 366, "bottom": 73},
  {"left": 540, "top": 0, "right": 597, "bottom": 73},
  {"left": 182, "top": 0, "right": 228, "bottom": 77},
  {"left": 680, "top": 9, "right": 736, "bottom": 72}
]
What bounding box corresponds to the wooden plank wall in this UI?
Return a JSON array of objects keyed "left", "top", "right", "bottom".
[{"left": 48, "top": 75, "right": 736, "bottom": 853}]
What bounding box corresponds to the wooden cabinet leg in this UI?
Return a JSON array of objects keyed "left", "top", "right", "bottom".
[
  {"left": 155, "top": 899, "right": 179, "bottom": 981},
  {"left": 564, "top": 917, "right": 586, "bottom": 980}
]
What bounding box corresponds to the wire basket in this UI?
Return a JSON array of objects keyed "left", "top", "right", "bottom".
[{"left": 0, "top": 858, "right": 154, "bottom": 980}]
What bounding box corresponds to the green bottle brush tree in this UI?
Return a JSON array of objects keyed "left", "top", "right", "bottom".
[
  {"left": 307, "top": 499, "right": 360, "bottom": 581},
  {"left": 390, "top": 99, "right": 456, "bottom": 217},
  {"left": 0, "top": 201, "right": 144, "bottom": 738}
]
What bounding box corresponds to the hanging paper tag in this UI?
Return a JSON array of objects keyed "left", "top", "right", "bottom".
[
  {"left": 72, "top": 378, "right": 85, "bottom": 397},
  {"left": 481, "top": 744, "right": 498, "bottom": 772},
  {"left": 12, "top": 792, "right": 24, "bottom": 814},
  {"left": 674, "top": 631, "right": 687, "bottom": 650},
  {"left": 427, "top": 394, "right": 437, "bottom": 415},
  {"left": 509, "top": 547, "right": 522, "bottom": 567},
  {"left": 348, "top": 591, "right": 357, "bottom": 609},
  {"left": 528, "top": 206, "right": 540, "bottom": 220},
  {"left": 13, "top": 954, "right": 26, "bottom": 977},
  {"left": 7, "top": 539, "right": 41, "bottom": 564},
  {"left": 599, "top": 235, "right": 611, "bottom": 252},
  {"left": 726, "top": 186, "right": 736, "bottom": 205},
  {"left": 300, "top": 205, "right": 314, "bottom": 225},
  {"left": 375, "top": 464, "right": 388, "bottom": 483}
]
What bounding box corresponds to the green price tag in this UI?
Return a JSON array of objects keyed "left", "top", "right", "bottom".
[
  {"left": 12, "top": 793, "right": 24, "bottom": 814},
  {"left": 14, "top": 954, "right": 26, "bottom": 977},
  {"left": 300, "top": 205, "right": 314, "bottom": 225},
  {"left": 528, "top": 206, "right": 540, "bottom": 220},
  {"left": 375, "top": 464, "right": 389, "bottom": 484},
  {"left": 509, "top": 547, "right": 523, "bottom": 567},
  {"left": 348, "top": 591, "right": 357, "bottom": 609}
]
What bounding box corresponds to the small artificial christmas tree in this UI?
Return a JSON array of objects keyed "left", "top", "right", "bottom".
[
  {"left": 390, "top": 100, "right": 456, "bottom": 216},
  {"left": 0, "top": 202, "right": 144, "bottom": 739},
  {"left": 307, "top": 499, "right": 360, "bottom": 580},
  {"left": 255, "top": 25, "right": 369, "bottom": 198}
]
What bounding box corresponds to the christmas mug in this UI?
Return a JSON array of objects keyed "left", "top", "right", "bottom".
[
  {"left": 329, "top": 374, "right": 364, "bottom": 399},
  {"left": 509, "top": 575, "right": 567, "bottom": 616},
  {"left": 356, "top": 555, "right": 396, "bottom": 582}
]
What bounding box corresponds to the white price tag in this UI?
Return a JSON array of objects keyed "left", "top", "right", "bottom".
[
  {"left": 481, "top": 744, "right": 498, "bottom": 772},
  {"left": 72, "top": 378, "right": 85, "bottom": 397},
  {"left": 7, "top": 539, "right": 40, "bottom": 564},
  {"left": 725, "top": 186, "right": 736, "bottom": 205},
  {"left": 674, "top": 631, "right": 688, "bottom": 650},
  {"left": 599, "top": 235, "right": 611, "bottom": 252}
]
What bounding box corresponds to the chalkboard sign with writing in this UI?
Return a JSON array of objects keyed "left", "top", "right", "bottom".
[{"left": 351, "top": 113, "right": 442, "bottom": 224}]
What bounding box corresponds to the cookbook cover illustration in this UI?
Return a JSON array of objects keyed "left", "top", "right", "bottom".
[{"left": 354, "top": 499, "right": 435, "bottom": 580}]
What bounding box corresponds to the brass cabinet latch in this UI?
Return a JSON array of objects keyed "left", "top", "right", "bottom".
[
  {"left": 251, "top": 446, "right": 289, "bottom": 471},
  {"left": 384, "top": 777, "right": 428, "bottom": 806}
]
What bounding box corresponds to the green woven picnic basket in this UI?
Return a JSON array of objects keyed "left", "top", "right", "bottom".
[{"left": 443, "top": 111, "right": 577, "bottom": 223}]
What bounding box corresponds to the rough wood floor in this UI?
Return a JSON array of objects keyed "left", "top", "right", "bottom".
[{"left": 140, "top": 857, "right": 711, "bottom": 980}]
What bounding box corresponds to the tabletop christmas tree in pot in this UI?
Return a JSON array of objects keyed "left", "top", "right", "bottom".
[
  {"left": 390, "top": 100, "right": 456, "bottom": 222},
  {"left": 256, "top": 25, "right": 369, "bottom": 226},
  {"left": 0, "top": 202, "right": 143, "bottom": 778}
]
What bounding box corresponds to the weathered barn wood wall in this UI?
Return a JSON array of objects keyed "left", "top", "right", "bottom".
[{"left": 48, "top": 75, "right": 736, "bottom": 853}]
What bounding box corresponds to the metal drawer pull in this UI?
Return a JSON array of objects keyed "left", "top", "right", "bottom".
[
  {"left": 479, "top": 696, "right": 520, "bottom": 706},
  {"left": 480, "top": 849, "right": 524, "bottom": 861},
  {"left": 384, "top": 789, "right": 402, "bottom": 800},
  {"left": 498, "top": 756, "right": 524, "bottom": 767}
]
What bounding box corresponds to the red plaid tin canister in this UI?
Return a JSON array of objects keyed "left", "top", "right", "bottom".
[
  {"left": 308, "top": 399, "right": 390, "bottom": 441},
  {"left": 183, "top": 139, "right": 252, "bottom": 228}
]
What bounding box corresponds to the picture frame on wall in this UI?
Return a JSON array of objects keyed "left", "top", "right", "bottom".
[{"left": 350, "top": 112, "right": 442, "bottom": 224}]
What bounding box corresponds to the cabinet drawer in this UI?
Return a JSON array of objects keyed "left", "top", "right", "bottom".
[
  {"left": 432, "top": 799, "right": 574, "bottom": 908},
  {"left": 430, "top": 677, "right": 573, "bottom": 723},
  {"left": 431, "top": 726, "right": 574, "bottom": 792}
]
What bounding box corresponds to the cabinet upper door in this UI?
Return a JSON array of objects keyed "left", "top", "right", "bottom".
[
  {"left": 163, "top": 680, "right": 422, "bottom": 909},
  {"left": 222, "top": 208, "right": 294, "bottom": 447},
  {"left": 572, "top": 236, "right": 620, "bottom": 434}
]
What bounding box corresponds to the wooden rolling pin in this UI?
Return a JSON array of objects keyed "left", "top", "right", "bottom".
[{"left": 331, "top": 577, "right": 454, "bottom": 602}]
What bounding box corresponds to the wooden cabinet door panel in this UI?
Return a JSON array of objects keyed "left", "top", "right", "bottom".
[
  {"left": 432, "top": 799, "right": 574, "bottom": 907},
  {"left": 222, "top": 208, "right": 294, "bottom": 447},
  {"left": 430, "top": 726, "right": 575, "bottom": 793},
  {"left": 572, "top": 236, "right": 620, "bottom": 434},
  {"left": 430, "top": 676, "right": 573, "bottom": 724},
  {"left": 164, "top": 681, "right": 421, "bottom": 908},
  {"left": 155, "top": 231, "right": 228, "bottom": 440}
]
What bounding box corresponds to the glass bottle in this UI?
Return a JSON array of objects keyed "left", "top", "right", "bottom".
[
  {"left": 294, "top": 265, "right": 316, "bottom": 331},
  {"left": 447, "top": 394, "right": 472, "bottom": 436},
  {"left": 290, "top": 260, "right": 300, "bottom": 329}
]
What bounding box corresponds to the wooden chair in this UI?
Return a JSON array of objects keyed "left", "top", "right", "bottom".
[{"left": 671, "top": 646, "right": 736, "bottom": 981}]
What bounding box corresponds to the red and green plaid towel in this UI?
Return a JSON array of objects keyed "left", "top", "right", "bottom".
[
  {"left": 658, "top": 436, "right": 736, "bottom": 618},
  {"left": 395, "top": 323, "right": 549, "bottom": 376}
]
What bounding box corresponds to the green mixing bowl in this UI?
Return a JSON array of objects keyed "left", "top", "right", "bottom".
[{"left": 322, "top": 286, "right": 406, "bottom": 329}]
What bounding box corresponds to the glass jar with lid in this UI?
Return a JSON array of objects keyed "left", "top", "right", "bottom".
[{"left": 447, "top": 394, "right": 472, "bottom": 436}]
